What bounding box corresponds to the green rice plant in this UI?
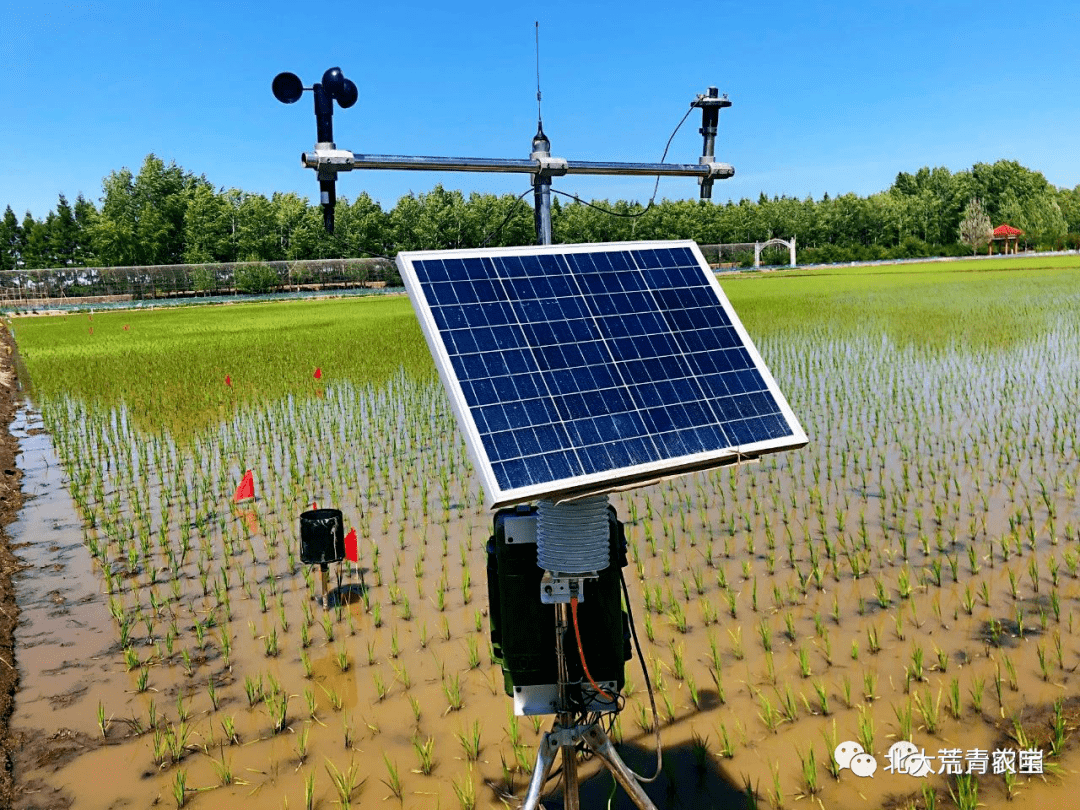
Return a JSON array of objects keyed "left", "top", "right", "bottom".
[
  {"left": 812, "top": 679, "right": 829, "bottom": 716},
  {"left": 867, "top": 625, "right": 881, "bottom": 654},
  {"left": 779, "top": 685, "right": 798, "bottom": 722},
  {"left": 295, "top": 724, "right": 310, "bottom": 764},
  {"left": 948, "top": 773, "right": 978, "bottom": 810},
  {"left": 757, "top": 692, "right": 780, "bottom": 733},
  {"left": 321, "top": 683, "right": 344, "bottom": 712},
  {"left": 687, "top": 673, "right": 701, "bottom": 710},
  {"left": 97, "top": 701, "right": 111, "bottom": 739},
  {"left": 1003, "top": 654, "right": 1018, "bottom": 691},
  {"left": 373, "top": 671, "right": 389, "bottom": 702},
  {"left": 412, "top": 735, "right": 436, "bottom": 775},
  {"left": 727, "top": 626, "right": 744, "bottom": 660},
  {"left": 211, "top": 751, "right": 234, "bottom": 786},
  {"left": 455, "top": 720, "right": 482, "bottom": 762},
  {"left": 342, "top": 712, "right": 355, "bottom": 750},
  {"left": 264, "top": 688, "right": 289, "bottom": 734},
  {"left": 798, "top": 746, "right": 819, "bottom": 795},
  {"left": 381, "top": 754, "right": 403, "bottom": 800},
  {"left": 206, "top": 675, "right": 219, "bottom": 711},
  {"left": 324, "top": 758, "right": 364, "bottom": 808},
  {"left": 667, "top": 599, "right": 688, "bottom": 633},
  {"left": 913, "top": 687, "right": 941, "bottom": 735},
  {"left": 757, "top": 619, "right": 772, "bottom": 653},
  {"left": 304, "top": 771, "right": 316, "bottom": 810},
  {"left": 856, "top": 705, "right": 874, "bottom": 753},
  {"left": 264, "top": 625, "right": 279, "bottom": 657},
  {"left": 172, "top": 768, "right": 187, "bottom": 809},
  {"left": 796, "top": 646, "right": 811, "bottom": 678},
  {"left": 244, "top": 674, "right": 263, "bottom": 707},
  {"left": 220, "top": 713, "right": 238, "bottom": 745},
  {"left": 452, "top": 765, "right": 476, "bottom": 810},
  {"left": 909, "top": 645, "right": 925, "bottom": 682},
  {"left": 1050, "top": 698, "right": 1067, "bottom": 756},
  {"left": 669, "top": 642, "right": 686, "bottom": 681},
  {"left": 443, "top": 673, "right": 464, "bottom": 712}
]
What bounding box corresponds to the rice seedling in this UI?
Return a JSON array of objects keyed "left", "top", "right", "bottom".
[
  {"left": 172, "top": 768, "right": 187, "bottom": 809},
  {"left": 856, "top": 705, "right": 874, "bottom": 753},
  {"left": 913, "top": 688, "right": 941, "bottom": 735},
  {"left": 324, "top": 758, "right": 364, "bottom": 808},
  {"left": 412, "top": 735, "right": 436, "bottom": 775},
  {"left": 443, "top": 673, "right": 464, "bottom": 712},
  {"left": 455, "top": 720, "right": 482, "bottom": 762},
  {"left": 381, "top": 754, "right": 403, "bottom": 800},
  {"left": 758, "top": 692, "right": 780, "bottom": 733},
  {"left": 949, "top": 773, "right": 978, "bottom": 810},
  {"left": 798, "top": 746, "right": 819, "bottom": 796}
]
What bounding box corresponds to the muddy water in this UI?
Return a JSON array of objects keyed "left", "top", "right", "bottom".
[{"left": 8, "top": 324, "right": 1080, "bottom": 810}]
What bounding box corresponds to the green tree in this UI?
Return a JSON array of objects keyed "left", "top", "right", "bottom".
[
  {"left": 958, "top": 197, "right": 992, "bottom": 255},
  {"left": 0, "top": 206, "right": 19, "bottom": 271},
  {"left": 72, "top": 194, "right": 98, "bottom": 266},
  {"left": 132, "top": 154, "right": 190, "bottom": 265},
  {"left": 50, "top": 194, "right": 79, "bottom": 267},
  {"left": 22, "top": 212, "right": 51, "bottom": 269},
  {"left": 93, "top": 167, "right": 137, "bottom": 266},
  {"left": 183, "top": 179, "right": 233, "bottom": 263}
]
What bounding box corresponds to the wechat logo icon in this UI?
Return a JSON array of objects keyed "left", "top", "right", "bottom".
[{"left": 834, "top": 741, "right": 878, "bottom": 778}]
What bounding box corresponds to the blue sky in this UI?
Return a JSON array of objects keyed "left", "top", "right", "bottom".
[{"left": 3, "top": 0, "right": 1078, "bottom": 220}]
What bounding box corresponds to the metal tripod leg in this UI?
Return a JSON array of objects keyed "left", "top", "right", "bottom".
[
  {"left": 518, "top": 722, "right": 659, "bottom": 810},
  {"left": 520, "top": 732, "right": 559, "bottom": 810},
  {"left": 584, "top": 725, "right": 659, "bottom": 810}
]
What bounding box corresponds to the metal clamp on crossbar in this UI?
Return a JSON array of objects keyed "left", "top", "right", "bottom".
[
  {"left": 533, "top": 155, "right": 568, "bottom": 177},
  {"left": 304, "top": 147, "right": 356, "bottom": 174},
  {"left": 699, "top": 159, "right": 735, "bottom": 185}
]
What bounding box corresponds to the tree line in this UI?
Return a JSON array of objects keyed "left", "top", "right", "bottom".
[{"left": 2, "top": 154, "right": 1078, "bottom": 273}]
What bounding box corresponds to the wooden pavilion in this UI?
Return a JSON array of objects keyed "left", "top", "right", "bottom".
[{"left": 991, "top": 224, "right": 1023, "bottom": 255}]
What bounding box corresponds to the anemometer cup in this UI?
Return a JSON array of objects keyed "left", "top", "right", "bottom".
[{"left": 272, "top": 72, "right": 304, "bottom": 104}]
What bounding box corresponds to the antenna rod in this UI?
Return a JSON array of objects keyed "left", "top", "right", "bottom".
[{"left": 535, "top": 21, "right": 543, "bottom": 128}]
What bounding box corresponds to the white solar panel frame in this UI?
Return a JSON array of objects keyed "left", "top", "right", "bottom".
[{"left": 397, "top": 239, "right": 808, "bottom": 509}]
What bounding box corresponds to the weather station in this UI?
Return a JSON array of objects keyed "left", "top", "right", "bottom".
[{"left": 274, "top": 58, "right": 807, "bottom": 810}]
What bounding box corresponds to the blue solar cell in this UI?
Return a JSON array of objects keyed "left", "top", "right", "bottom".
[{"left": 399, "top": 241, "right": 806, "bottom": 507}]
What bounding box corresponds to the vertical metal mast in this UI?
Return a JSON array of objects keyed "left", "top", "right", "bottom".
[
  {"left": 531, "top": 126, "right": 554, "bottom": 246},
  {"left": 694, "top": 86, "right": 732, "bottom": 200}
]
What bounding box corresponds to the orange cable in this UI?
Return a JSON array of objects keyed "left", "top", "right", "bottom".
[{"left": 569, "top": 595, "right": 613, "bottom": 702}]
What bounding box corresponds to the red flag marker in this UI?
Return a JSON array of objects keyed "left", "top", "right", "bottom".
[
  {"left": 344, "top": 527, "right": 358, "bottom": 562},
  {"left": 123, "top": 324, "right": 129, "bottom": 331},
  {"left": 225, "top": 374, "right": 232, "bottom": 387},
  {"left": 312, "top": 501, "right": 317, "bottom": 510},
  {"left": 314, "top": 367, "right": 322, "bottom": 380},
  {"left": 233, "top": 469, "right": 255, "bottom": 502}
]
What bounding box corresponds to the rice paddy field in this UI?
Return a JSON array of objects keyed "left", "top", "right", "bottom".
[{"left": 6, "top": 253, "right": 1080, "bottom": 810}]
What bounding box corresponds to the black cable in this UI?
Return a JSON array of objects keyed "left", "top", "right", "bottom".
[
  {"left": 619, "top": 567, "right": 663, "bottom": 783},
  {"left": 551, "top": 103, "right": 697, "bottom": 220},
  {"left": 480, "top": 187, "right": 535, "bottom": 248}
]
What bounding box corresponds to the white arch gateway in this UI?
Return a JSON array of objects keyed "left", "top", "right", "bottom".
[{"left": 754, "top": 236, "right": 796, "bottom": 267}]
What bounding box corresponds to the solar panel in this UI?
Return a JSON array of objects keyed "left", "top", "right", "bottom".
[{"left": 397, "top": 240, "right": 807, "bottom": 509}]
